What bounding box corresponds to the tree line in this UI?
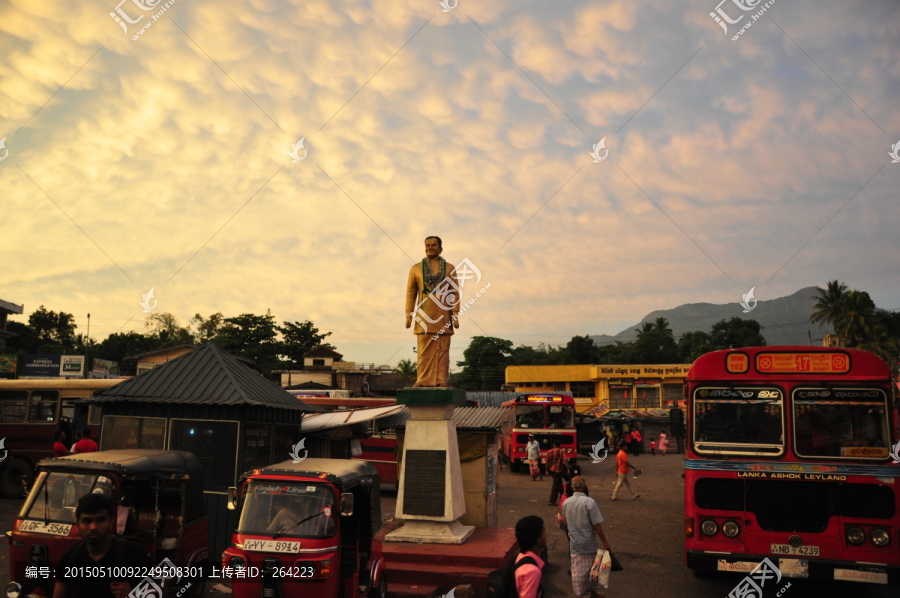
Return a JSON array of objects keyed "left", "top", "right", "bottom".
[
  {"left": 3, "top": 308, "right": 333, "bottom": 377},
  {"left": 452, "top": 316, "right": 767, "bottom": 390},
  {"left": 453, "top": 280, "right": 900, "bottom": 390}
]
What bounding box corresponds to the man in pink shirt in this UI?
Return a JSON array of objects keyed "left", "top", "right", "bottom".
[{"left": 514, "top": 515, "right": 546, "bottom": 598}]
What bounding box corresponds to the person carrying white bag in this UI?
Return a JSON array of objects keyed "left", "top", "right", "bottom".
[{"left": 559, "top": 476, "right": 613, "bottom": 598}]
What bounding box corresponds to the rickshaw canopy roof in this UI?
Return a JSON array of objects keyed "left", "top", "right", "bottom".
[
  {"left": 38, "top": 449, "right": 203, "bottom": 480},
  {"left": 241, "top": 458, "right": 379, "bottom": 490}
]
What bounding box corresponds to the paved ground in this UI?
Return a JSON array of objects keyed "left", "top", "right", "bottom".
[
  {"left": 1, "top": 453, "right": 896, "bottom": 597},
  {"left": 478, "top": 452, "right": 895, "bottom": 598}
]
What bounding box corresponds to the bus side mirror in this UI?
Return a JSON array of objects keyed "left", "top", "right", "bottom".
[
  {"left": 340, "top": 493, "right": 354, "bottom": 516},
  {"left": 227, "top": 487, "right": 238, "bottom": 511}
]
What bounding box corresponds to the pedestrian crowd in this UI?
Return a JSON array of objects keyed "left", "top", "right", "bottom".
[{"left": 510, "top": 424, "right": 669, "bottom": 597}]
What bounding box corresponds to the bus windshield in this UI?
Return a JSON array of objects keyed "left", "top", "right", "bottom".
[
  {"left": 546, "top": 405, "right": 574, "bottom": 429},
  {"left": 515, "top": 405, "right": 544, "bottom": 429},
  {"left": 238, "top": 482, "right": 335, "bottom": 538},
  {"left": 693, "top": 387, "right": 784, "bottom": 456},
  {"left": 793, "top": 388, "right": 891, "bottom": 459},
  {"left": 20, "top": 471, "right": 115, "bottom": 523}
]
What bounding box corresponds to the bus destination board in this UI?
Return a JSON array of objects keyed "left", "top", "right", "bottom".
[{"left": 755, "top": 352, "right": 850, "bottom": 374}]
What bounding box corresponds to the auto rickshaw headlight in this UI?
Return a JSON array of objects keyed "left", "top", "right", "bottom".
[
  {"left": 228, "top": 555, "right": 247, "bottom": 570},
  {"left": 7, "top": 581, "right": 23, "bottom": 598},
  {"left": 319, "top": 558, "right": 333, "bottom": 577}
]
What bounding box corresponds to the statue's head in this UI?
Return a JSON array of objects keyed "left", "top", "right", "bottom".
[{"left": 424, "top": 236, "right": 443, "bottom": 258}]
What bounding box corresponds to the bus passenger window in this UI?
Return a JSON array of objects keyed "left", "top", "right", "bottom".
[
  {"left": 547, "top": 406, "right": 574, "bottom": 429},
  {"left": 515, "top": 405, "right": 543, "bottom": 429},
  {"left": 0, "top": 391, "right": 28, "bottom": 423},
  {"left": 28, "top": 391, "right": 59, "bottom": 423}
]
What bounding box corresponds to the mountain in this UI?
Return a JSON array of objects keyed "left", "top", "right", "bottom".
[{"left": 590, "top": 286, "right": 834, "bottom": 347}]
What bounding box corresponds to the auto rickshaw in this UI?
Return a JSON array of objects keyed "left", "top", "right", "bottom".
[
  {"left": 223, "top": 458, "right": 386, "bottom": 598},
  {"left": 6, "top": 450, "right": 210, "bottom": 598}
]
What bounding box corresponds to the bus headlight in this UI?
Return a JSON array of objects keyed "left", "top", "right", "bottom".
[
  {"left": 722, "top": 521, "right": 740, "bottom": 538},
  {"left": 846, "top": 527, "right": 865, "bottom": 545},
  {"left": 516, "top": 447, "right": 525, "bottom": 453},
  {"left": 700, "top": 519, "right": 718, "bottom": 536},
  {"left": 869, "top": 528, "right": 890, "bottom": 547},
  {"left": 7, "top": 582, "right": 23, "bottom": 598}
]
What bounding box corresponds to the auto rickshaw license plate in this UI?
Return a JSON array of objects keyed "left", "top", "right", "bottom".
[
  {"left": 243, "top": 539, "right": 301, "bottom": 553},
  {"left": 20, "top": 520, "right": 73, "bottom": 536}
]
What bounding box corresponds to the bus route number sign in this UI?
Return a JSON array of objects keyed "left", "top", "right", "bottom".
[{"left": 756, "top": 353, "right": 850, "bottom": 374}]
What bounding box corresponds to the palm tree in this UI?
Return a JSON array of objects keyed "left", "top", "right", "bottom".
[
  {"left": 834, "top": 290, "right": 876, "bottom": 347},
  {"left": 635, "top": 322, "right": 655, "bottom": 339},
  {"left": 652, "top": 317, "right": 674, "bottom": 338},
  {"left": 394, "top": 358, "right": 417, "bottom": 378},
  {"left": 810, "top": 280, "right": 848, "bottom": 330},
  {"left": 858, "top": 324, "right": 900, "bottom": 366}
]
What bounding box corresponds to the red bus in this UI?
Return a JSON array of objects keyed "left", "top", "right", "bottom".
[
  {"left": 501, "top": 392, "right": 578, "bottom": 472},
  {"left": 0, "top": 379, "right": 121, "bottom": 497},
  {"left": 684, "top": 346, "right": 900, "bottom": 587}
]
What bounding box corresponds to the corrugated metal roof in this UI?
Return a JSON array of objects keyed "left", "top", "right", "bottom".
[
  {"left": 377, "top": 406, "right": 505, "bottom": 431},
  {"left": 85, "top": 343, "right": 325, "bottom": 412}
]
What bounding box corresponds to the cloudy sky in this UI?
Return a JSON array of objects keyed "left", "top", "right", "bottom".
[{"left": 1, "top": 0, "right": 898, "bottom": 367}]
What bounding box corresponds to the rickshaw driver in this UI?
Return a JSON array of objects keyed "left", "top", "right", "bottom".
[
  {"left": 53, "top": 494, "right": 154, "bottom": 598},
  {"left": 266, "top": 494, "right": 334, "bottom": 537}
]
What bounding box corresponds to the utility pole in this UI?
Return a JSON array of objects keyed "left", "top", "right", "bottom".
[
  {"left": 807, "top": 330, "right": 812, "bottom": 346},
  {"left": 86, "top": 313, "right": 91, "bottom": 339}
]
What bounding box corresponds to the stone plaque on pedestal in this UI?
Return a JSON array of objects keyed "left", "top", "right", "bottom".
[
  {"left": 403, "top": 450, "right": 446, "bottom": 517},
  {"left": 386, "top": 387, "right": 474, "bottom": 544}
]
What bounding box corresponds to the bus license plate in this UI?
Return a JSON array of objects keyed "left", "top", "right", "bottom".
[
  {"left": 771, "top": 544, "right": 819, "bottom": 556},
  {"left": 19, "top": 521, "right": 72, "bottom": 536},
  {"left": 243, "top": 540, "right": 301, "bottom": 553}
]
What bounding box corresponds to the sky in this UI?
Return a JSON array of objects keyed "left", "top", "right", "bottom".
[{"left": 1, "top": 0, "right": 898, "bottom": 369}]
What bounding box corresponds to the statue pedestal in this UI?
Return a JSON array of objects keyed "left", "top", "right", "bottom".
[{"left": 386, "top": 388, "right": 474, "bottom": 544}]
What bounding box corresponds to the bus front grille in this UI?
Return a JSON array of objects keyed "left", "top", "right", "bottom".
[
  {"left": 746, "top": 481, "right": 834, "bottom": 532},
  {"left": 694, "top": 479, "right": 895, "bottom": 533}
]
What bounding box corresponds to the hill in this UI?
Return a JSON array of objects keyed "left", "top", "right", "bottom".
[{"left": 590, "top": 286, "right": 833, "bottom": 347}]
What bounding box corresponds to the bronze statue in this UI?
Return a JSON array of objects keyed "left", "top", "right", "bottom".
[{"left": 405, "top": 236, "right": 460, "bottom": 387}]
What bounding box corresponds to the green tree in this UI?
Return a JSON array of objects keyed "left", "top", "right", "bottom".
[
  {"left": 634, "top": 322, "right": 655, "bottom": 339},
  {"left": 95, "top": 331, "right": 160, "bottom": 376},
  {"left": 564, "top": 335, "right": 598, "bottom": 364},
  {"left": 630, "top": 330, "right": 679, "bottom": 363},
  {"left": 394, "top": 358, "right": 417, "bottom": 378},
  {"left": 833, "top": 290, "right": 875, "bottom": 347},
  {"left": 28, "top": 305, "right": 77, "bottom": 347},
  {"left": 5, "top": 321, "right": 41, "bottom": 353},
  {"left": 277, "top": 320, "right": 333, "bottom": 367},
  {"left": 810, "top": 280, "right": 848, "bottom": 334},
  {"left": 213, "top": 314, "right": 280, "bottom": 374},
  {"left": 145, "top": 312, "right": 194, "bottom": 347},
  {"left": 456, "top": 336, "right": 513, "bottom": 391},
  {"left": 191, "top": 312, "right": 224, "bottom": 344},
  {"left": 652, "top": 317, "right": 674, "bottom": 338},
  {"left": 709, "top": 317, "right": 767, "bottom": 350},
  {"left": 677, "top": 331, "right": 712, "bottom": 363}
]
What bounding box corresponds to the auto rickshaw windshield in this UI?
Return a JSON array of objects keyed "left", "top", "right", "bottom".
[
  {"left": 19, "top": 472, "right": 115, "bottom": 523},
  {"left": 238, "top": 482, "right": 336, "bottom": 538}
]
